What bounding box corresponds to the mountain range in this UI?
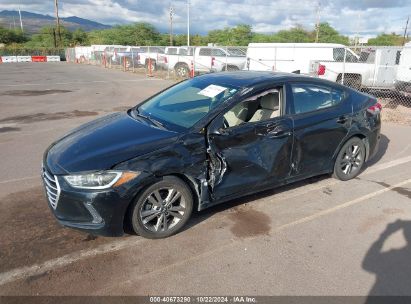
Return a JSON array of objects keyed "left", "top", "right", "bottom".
[{"left": 0, "top": 10, "right": 111, "bottom": 33}]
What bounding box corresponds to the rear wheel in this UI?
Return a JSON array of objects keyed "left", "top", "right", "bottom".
[
  {"left": 223, "top": 65, "right": 240, "bottom": 71},
  {"left": 130, "top": 176, "right": 193, "bottom": 239},
  {"left": 175, "top": 63, "right": 190, "bottom": 78},
  {"left": 337, "top": 74, "right": 361, "bottom": 90},
  {"left": 333, "top": 137, "right": 366, "bottom": 181}
]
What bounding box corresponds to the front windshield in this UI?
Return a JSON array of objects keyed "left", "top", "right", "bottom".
[{"left": 137, "top": 78, "right": 239, "bottom": 130}]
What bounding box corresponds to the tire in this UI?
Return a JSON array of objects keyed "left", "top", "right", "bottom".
[
  {"left": 224, "top": 65, "right": 239, "bottom": 71},
  {"left": 175, "top": 63, "right": 190, "bottom": 78},
  {"left": 337, "top": 74, "right": 361, "bottom": 90},
  {"left": 333, "top": 137, "right": 366, "bottom": 181},
  {"left": 130, "top": 176, "right": 193, "bottom": 239}
]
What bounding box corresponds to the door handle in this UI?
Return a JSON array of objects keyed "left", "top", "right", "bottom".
[
  {"left": 336, "top": 116, "right": 348, "bottom": 124},
  {"left": 267, "top": 129, "right": 292, "bottom": 138}
]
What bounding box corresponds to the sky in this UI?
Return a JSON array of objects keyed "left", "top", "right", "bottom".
[{"left": 0, "top": 0, "right": 410, "bottom": 37}]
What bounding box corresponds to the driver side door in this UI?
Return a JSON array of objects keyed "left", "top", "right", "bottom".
[{"left": 206, "top": 86, "right": 294, "bottom": 201}]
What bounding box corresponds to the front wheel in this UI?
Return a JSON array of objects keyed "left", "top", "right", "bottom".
[
  {"left": 333, "top": 137, "right": 366, "bottom": 181},
  {"left": 130, "top": 176, "right": 193, "bottom": 239}
]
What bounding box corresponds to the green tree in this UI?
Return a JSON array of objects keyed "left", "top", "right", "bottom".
[
  {"left": 314, "top": 23, "right": 349, "bottom": 44},
  {"left": 25, "top": 26, "right": 73, "bottom": 48},
  {"left": 71, "top": 28, "right": 89, "bottom": 46},
  {"left": 88, "top": 23, "right": 161, "bottom": 45},
  {"left": 368, "top": 33, "right": 407, "bottom": 46},
  {"left": 207, "top": 24, "right": 253, "bottom": 45},
  {"left": 0, "top": 26, "right": 27, "bottom": 44},
  {"left": 273, "top": 26, "right": 312, "bottom": 42}
]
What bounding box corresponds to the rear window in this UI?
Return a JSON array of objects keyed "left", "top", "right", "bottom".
[
  {"left": 199, "top": 48, "right": 212, "bottom": 56},
  {"left": 167, "top": 48, "right": 178, "bottom": 55},
  {"left": 290, "top": 83, "right": 345, "bottom": 114},
  {"left": 333, "top": 48, "right": 358, "bottom": 62}
]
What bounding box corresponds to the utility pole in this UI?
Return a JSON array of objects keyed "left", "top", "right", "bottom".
[
  {"left": 54, "top": 0, "right": 62, "bottom": 47},
  {"left": 315, "top": 1, "right": 321, "bottom": 43},
  {"left": 169, "top": 5, "right": 174, "bottom": 46},
  {"left": 403, "top": 16, "right": 409, "bottom": 46},
  {"left": 18, "top": 6, "right": 24, "bottom": 33},
  {"left": 187, "top": 0, "right": 190, "bottom": 46}
]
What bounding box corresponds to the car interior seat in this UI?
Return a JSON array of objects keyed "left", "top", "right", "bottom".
[
  {"left": 225, "top": 103, "right": 248, "bottom": 127},
  {"left": 249, "top": 93, "right": 280, "bottom": 122}
]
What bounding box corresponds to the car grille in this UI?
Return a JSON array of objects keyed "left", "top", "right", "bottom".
[{"left": 42, "top": 167, "right": 61, "bottom": 209}]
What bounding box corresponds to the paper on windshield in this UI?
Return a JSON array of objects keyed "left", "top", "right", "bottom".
[{"left": 197, "top": 85, "right": 227, "bottom": 98}]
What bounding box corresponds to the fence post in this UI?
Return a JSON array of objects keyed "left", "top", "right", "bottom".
[
  {"left": 148, "top": 45, "right": 153, "bottom": 77},
  {"left": 225, "top": 45, "right": 228, "bottom": 71},
  {"left": 131, "top": 49, "right": 135, "bottom": 73},
  {"left": 342, "top": 48, "right": 347, "bottom": 85}
]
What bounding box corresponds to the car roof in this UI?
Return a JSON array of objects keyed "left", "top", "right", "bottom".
[{"left": 193, "top": 71, "right": 322, "bottom": 88}]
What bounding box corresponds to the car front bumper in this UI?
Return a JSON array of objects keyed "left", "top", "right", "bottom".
[{"left": 41, "top": 167, "right": 152, "bottom": 237}]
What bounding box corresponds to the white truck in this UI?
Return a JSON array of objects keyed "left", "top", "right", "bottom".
[
  {"left": 161, "top": 46, "right": 246, "bottom": 77},
  {"left": 395, "top": 43, "right": 411, "bottom": 96},
  {"left": 135, "top": 46, "right": 166, "bottom": 71},
  {"left": 246, "top": 43, "right": 359, "bottom": 73},
  {"left": 312, "top": 47, "right": 402, "bottom": 90}
]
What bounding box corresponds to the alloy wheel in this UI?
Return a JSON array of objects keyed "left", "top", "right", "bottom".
[
  {"left": 340, "top": 143, "right": 363, "bottom": 176},
  {"left": 139, "top": 187, "right": 186, "bottom": 232}
]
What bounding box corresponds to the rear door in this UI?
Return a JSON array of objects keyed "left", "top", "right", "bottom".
[
  {"left": 207, "top": 85, "right": 294, "bottom": 200},
  {"left": 286, "top": 81, "right": 352, "bottom": 177}
]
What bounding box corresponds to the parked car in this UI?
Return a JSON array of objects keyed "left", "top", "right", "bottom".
[
  {"left": 312, "top": 47, "right": 402, "bottom": 90},
  {"left": 395, "top": 43, "right": 411, "bottom": 96},
  {"left": 135, "top": 46, "right": 165, "bottom": 71},
  {"left": 111, "top": 46, "right": 141, "bottom": 67},
  {"left": 163, "top": 46, "right": 246, "bottom": 77},
  {"left": 157, "top": 46, "right": 194, "bottom": 73},
  {"left": 42, "top": 71, "right": 381, "bottom": 238},
  {"left": 246, "top": 43, "right": 359, "bottom": 73}
]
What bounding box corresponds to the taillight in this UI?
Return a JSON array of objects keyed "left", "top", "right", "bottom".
[
  {"left": 137, "top": 54, "right": 140, "bottom": 60},
  {"left": 211, "top": 57, "right": 215, "bottom": 67},
  {"left": 367, "top": 101, "right": 382, "bottom": 115},
  {"left": 164, "top": 56, "right": 168, "bottom": 64},
  {"left": 317, "top": 64, "right": 326, "bottom": 76}
]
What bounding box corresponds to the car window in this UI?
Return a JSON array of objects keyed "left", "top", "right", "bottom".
[
  {"left": 138, "top": 79, "right": 239, "bottom": 130},
  {"left": 211, "top": 49, "right": 226, "bottom": 56},
  {"left": 223, "top": 88, "right": 282, "bottom": 128},
  {"left": 290, "top": 84, "right": 344, "bottom": 115},
  {"left": 199, "top": 48, "right": 212, "bottom": 56},
  {"left": 167, "top": 48, "right": 178, "bottom": 55},
  {"left": 333, "top": 48, "right": 358, "bottom": 63},
  {"left": 396, "top": 51, "right": 401, "bottom": 65}
]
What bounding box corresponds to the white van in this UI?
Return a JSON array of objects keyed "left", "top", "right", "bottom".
[
  {"left": 246, "top": 43, "right": 358, "bottom": 74},
  {"left": 395, "top": 42, "right": 411, "bottom": 95}
]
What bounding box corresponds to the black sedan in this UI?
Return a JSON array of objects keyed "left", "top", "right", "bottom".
[{"left": 42, "top": 71, "right": 381, "bottom": 238}]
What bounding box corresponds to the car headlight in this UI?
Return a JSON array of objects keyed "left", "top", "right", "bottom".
[{"left": 63, "top": 171, "right": 139, "bottom": 189}]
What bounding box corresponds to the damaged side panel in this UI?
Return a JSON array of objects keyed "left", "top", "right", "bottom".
[
  {"left": 206, "top": 117, "right": 294, "bottom": 201},
  {"left": 113, "top": 133, "right": 210, "bottom": 209}
]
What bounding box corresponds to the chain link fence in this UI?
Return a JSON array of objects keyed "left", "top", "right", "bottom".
[{"left": 65, "top": 44, "right": 411, "bottom": 125}]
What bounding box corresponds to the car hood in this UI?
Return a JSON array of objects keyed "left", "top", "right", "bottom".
[{"left": 45, "top": 112, "right": 179, "bottom": 175}]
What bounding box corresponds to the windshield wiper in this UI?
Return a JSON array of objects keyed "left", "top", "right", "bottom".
[{"left": 133, "top": 108, "right": 166, "bottom": 130}]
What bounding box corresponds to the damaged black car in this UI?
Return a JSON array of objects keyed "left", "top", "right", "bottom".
[{"left": 42, "top": 71, "right": 381, "bottom": 238}]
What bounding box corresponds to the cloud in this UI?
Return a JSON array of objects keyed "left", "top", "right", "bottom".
[{"left": 0, "top": 0, "right": 409, "bottom": 36}]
